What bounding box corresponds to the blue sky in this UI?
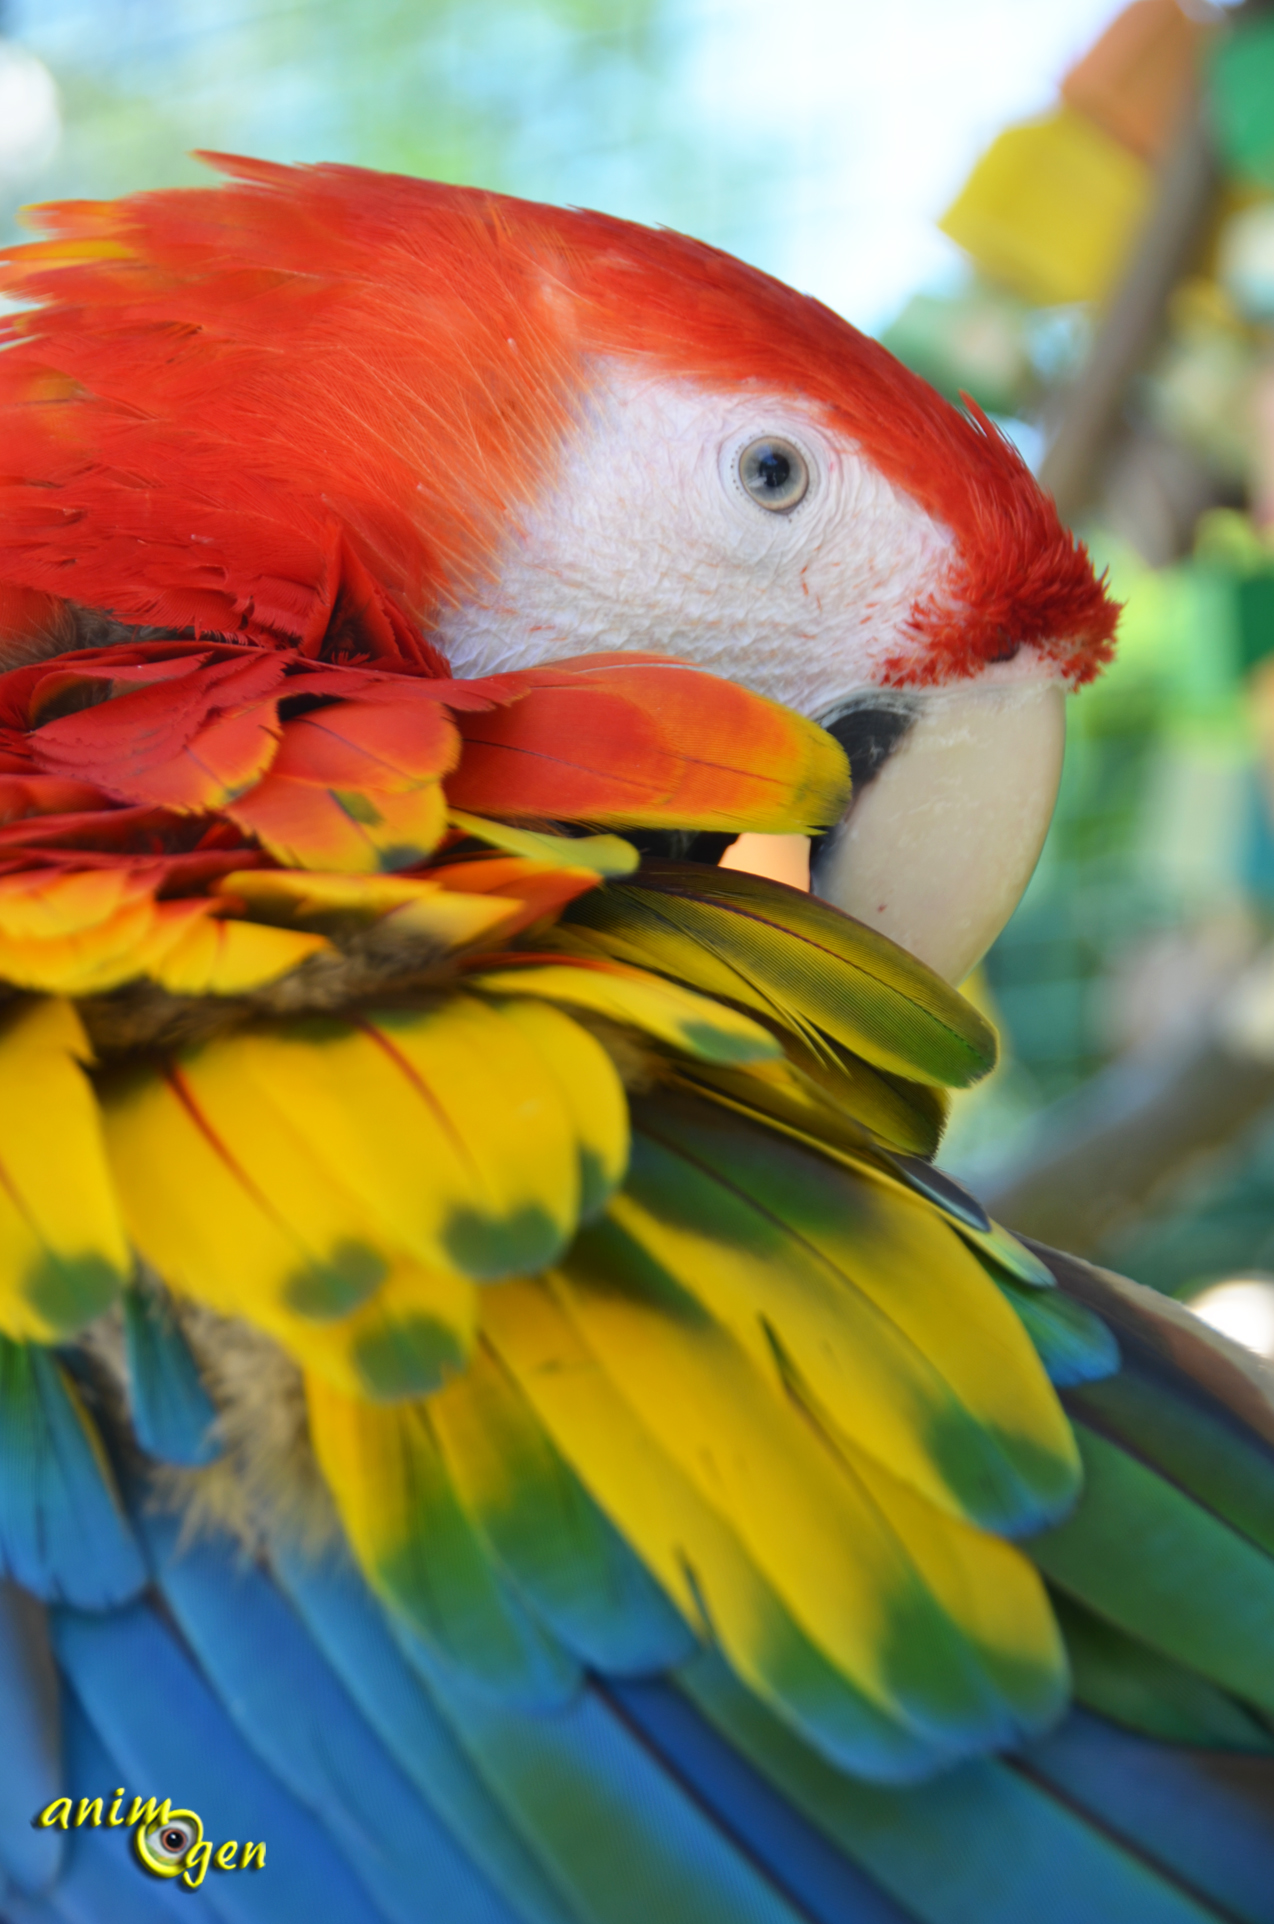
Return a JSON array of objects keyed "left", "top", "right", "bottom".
[{"left": 2, "top": 0, "right": 1164, "bottom": 330}]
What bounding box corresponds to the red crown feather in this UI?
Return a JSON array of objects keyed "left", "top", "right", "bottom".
[{"left": 0, "top": 156, "right": 1115, "bottom": 682}]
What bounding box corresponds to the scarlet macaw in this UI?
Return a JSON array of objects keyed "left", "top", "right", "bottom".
[{"left": 0, "top": 158, "right": 1269, "bottom": 1924}]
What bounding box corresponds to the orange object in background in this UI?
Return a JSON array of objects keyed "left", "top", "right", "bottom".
[
  {"left": 938, "top": 0, "right": 1217, "bottom": 307},
  {"left": 1061, "top": 0, "right": 1205, "bottom": 161}
]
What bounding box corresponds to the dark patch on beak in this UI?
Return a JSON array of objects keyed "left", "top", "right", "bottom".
[
  {"left": 811, "top": 694, "right": 920, "bottom": 882},
  {"left": 819, "top": 694, "right": 920, "bottom": 796}
]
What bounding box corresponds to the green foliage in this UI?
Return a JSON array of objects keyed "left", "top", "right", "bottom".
[
  {"left": 1210, "top": 15, "right": 1274, "bottom": 191},
  {"left": 879, "top": 281, "right": 1039, "bottom": 419}
]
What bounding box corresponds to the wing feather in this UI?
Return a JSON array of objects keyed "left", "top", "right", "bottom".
[
  {"left": 305, "top": 1372, "right": 580, "bottom": 1711},
  {"left": 557, "top": 863, "right": 996, "bottom": 1087},
  {"left": 0, "top": 998, "right": 128, "bottom": 1341}
]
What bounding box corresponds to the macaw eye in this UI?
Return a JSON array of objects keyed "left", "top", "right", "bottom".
[{"left": 737, "top": 437, "right": 809, "bottom": 512}]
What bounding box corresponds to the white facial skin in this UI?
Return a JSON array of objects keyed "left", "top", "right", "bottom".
[
  {"left": 436, "top": 356, "right": 1070, "bottom": 981},
  {"left": 435, "top": 358, "right": 998, "bottom": 717}
]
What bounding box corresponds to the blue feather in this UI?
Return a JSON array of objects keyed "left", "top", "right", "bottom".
[
  {"left": 476, "top": 1475, "right": 697, "bottom": 1679},
  {"left": 50, "top": 1598, "right": 393, "bottom": 1923},
  {"left": 1023, "top": 1706, "right": 1274, "bottom": 1924},
  {"left": 122, "top": 1285, "right": 219, "bottom": 1467},
  {"left": 38, "top": 1686, "right": 218, "bottom": 1924},
  {"left": 0, "top": 1883, "right": 64, "bottom": 1923},
  {"left": 0, "top": 1583, "right": 61, "bottom": 1895},
  {"left": 389, "top": 1619, "right": 813, "bottom": 1924},
  {"left": 0, "top": 1339, "right": 144, "bottom": 1608},
  {"left": 270, "top": 1541, "right": 577, "bottom": 1924},
  {"left": 678, "top": 1652, "right": 1224, "bottom": 1924},
  {"left": 994, "top": 1279, "right": 1122, "bottom": 1388},
  {"left": 140, "top": 1508, "right": 527, "bottom": 1924},
  {"left": 603, "top": 1676, "right": 911, "bottom": 1924}
]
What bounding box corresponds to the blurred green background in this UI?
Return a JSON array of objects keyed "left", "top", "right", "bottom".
[{"left": 5, "top": 0, "right": 1274, "bottom": 1340}]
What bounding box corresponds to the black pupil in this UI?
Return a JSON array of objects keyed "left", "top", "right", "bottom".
[
  {"left": 162, "top": 1830, "right": 186, "bottom": 1852},
  {"left": 755, "top": 448, "right": 791, "bottom": 492}
]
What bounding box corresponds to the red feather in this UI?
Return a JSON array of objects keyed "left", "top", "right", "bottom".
[
  {"left": 21, "top": 650, "right": 287, "bottom": 807},
  {"left": 0, "top": 638, "right": 846, "bottom": 908},
  {"left": 0, "top": 157, "right": 1115, "bottom": 684}
]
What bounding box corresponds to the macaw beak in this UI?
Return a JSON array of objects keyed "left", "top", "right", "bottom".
[{"left": 809, "top": 678, "right": 1066, "bottom": 984}]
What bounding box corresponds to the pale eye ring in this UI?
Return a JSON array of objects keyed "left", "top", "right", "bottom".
[{"left": 737, "top": 437, "right": 810, "bottom": 512}]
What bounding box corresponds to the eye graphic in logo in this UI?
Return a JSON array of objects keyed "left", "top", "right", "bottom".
[{"left": 134, "top": 1808, "right": 203, "bottom": 1877}]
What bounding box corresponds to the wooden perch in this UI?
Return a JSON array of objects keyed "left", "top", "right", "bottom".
[{"left": 1038, "top": 91, "right": 1219, "bottom": 524}]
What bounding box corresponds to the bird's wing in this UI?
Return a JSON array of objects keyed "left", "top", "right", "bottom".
[{"left": 1, "top": 652, "right": 1272, "bottom": 1924}]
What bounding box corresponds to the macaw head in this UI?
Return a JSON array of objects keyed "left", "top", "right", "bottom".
[{"left": 0, "top": 157, "right": 1117, "bottom": 983}]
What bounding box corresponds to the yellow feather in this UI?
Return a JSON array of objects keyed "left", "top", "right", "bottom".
[
  {"left": 544, "top": 1236, "right": 1064, "bottom": 1751},
  {"left": 305, "top": 1368, "right": 578, "bottom": 1705},
  {"left": 102, "top": 1042, "right": 399, "bottom": 1312},
  {"left": 0, "top": 868, "right": 137, "bottom": 938},
  {"left": 214, "top": 868, "right": 519, "bottom": 947},
  {"left": 481, "top": 1277, "right": 947, "bottom": 1777},
  {"left": 623, "top": 1099, "right": 1079, "bottom": 1534},
  {"left": 109, "top": 999, "right": 582, "bottom": 1284},
  {"left": 671, "top": 1054, "right": 939, "bottom": 1160},
  {"left": 0, "top": 998, "right": 129, "bottom": 1339},
  {"left": 0, "top": 870, "right": 157, "bottom": 994},
  {"left": 468, "top": 960, "right": 779, "bottom": 1065},
  {"left": 142, "top": 907, "right": 330, "bottom": 995},
  {"left": 341, "top": 998, "right": 584, "bottom": 1275},
  {"left": 488, "top": 998, "right": 629, "bottom": 1218},
  {"left": 283, "top": 1256, "right": 477, "bottom": 1400},
  {"left": 447, "top": 810, "right": 639, "bottom": 876},
  {"left": 0, "top": 870, "right": 327, "bottom": 997},
  {"left": 427, "top": 1332, "right": 697, "bottom": 1671},
  {"left": 100, "top": 992, "right": 610, "bottom": 1383},
  {"left": 840, "top": 1439, "right": 1065, "bottom": 1725},
  {"left": 102, "top": 1053, "right": 476, "bottom": 1395},
  {"left": 336, "top": 780, "right": 450, "bottom": 869}
]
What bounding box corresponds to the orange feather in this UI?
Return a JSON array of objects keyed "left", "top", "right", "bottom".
[{"left": 448, "top": 655, "right": 848, "bottom": 833}]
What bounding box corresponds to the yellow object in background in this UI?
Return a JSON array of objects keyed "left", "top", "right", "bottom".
[{"left": 940, "top": 106, "right": 1151, "bottom": 307}]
